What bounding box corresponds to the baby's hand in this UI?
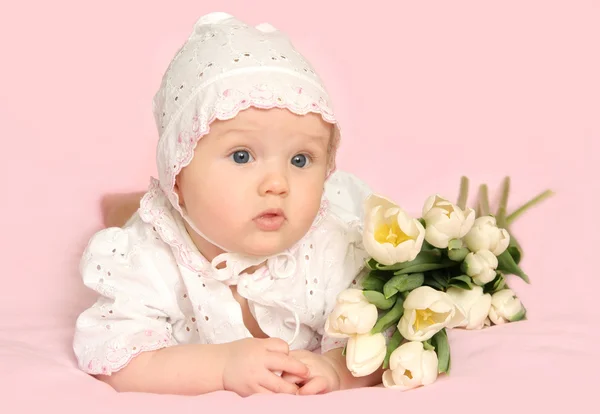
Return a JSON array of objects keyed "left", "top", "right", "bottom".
[
  {"left": 222, "top": 338, "right": 310, "bottom": 397},
  {"left": 281, "top": 350, "right": 341, "bottom": 395}
]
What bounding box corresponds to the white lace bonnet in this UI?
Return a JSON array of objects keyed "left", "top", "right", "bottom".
[{"left": 152, "top": 11, "right": 340, "bottom": 209}]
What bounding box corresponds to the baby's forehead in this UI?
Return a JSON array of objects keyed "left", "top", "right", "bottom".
[{"left": 212, "top": 108, "right": 332, "bottom": 137}]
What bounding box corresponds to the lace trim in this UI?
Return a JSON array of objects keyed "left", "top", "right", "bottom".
[{"left": 79, "top": 331, "right": 175, "bottom": 376}]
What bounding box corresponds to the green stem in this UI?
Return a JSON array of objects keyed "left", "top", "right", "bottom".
[
  {"left": 496, "top": 176, "right": 511, "bottom": 228},
  {"left": 506, "top": 189, "right": 554, "bottom": 225},
  {"left": 457, "top": 176, "right": 469, "bottom": 210},
  {"left": 478, "top": 184, "right": 490, "bottom": 216}
]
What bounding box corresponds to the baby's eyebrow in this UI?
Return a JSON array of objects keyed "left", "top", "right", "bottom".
[
  {"left": 219, "top": 127, "right": 259, "bottom": 135},
  {"left": 301, "top": 132, "right": 330, "bottom": 142}
]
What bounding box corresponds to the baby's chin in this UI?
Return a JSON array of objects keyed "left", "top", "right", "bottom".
[{"left": 236, "top": 232, "right": 303, "bottom": 258}]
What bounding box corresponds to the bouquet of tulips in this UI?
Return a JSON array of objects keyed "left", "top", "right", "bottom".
[{"left": 324, "top": 176, "right": 553, "bottom": 390}]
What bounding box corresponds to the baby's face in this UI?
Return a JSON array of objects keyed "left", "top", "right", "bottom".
[{"left": 176, "top": 107, "right": 333, "bottom": 258}]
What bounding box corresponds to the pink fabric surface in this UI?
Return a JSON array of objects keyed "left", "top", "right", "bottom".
[{"left": 1, "top": 0, "right": 598, "bottom": 412}]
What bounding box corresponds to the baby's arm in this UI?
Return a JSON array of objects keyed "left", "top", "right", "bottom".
[
  {"left": 97, "top": 343, "right": 229, "bottom": 394},
  {"left": 97, "top": 338, "right": 308, "bottom": 396}
]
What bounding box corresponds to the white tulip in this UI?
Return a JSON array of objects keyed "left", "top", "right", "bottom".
[
  {"left": 421, "top": 195, "right": 476, "bottom": 249},
  {"left": 398, "top": 286, "right": 466, "bottom": 341},
  {"left": 463, "top": 250, "right": 498, "bottom": 286},
  {"left": 345, "top": 333, "right": 387, "bottom": 377},
  {"left": 489, "top": 289, "right": 526, "bottom": 324},
  {"left": 446, "top": 286, "right": 492, "bottom": 330},
  {"left": 324, "top": 289, "right": 379, "bottom": 338},
  {"left": 463, "top": 216, "right": 510, "bottom": 256},
  {"left": 382, "top": 341, "right": 438, "bottom": 390},
  {"left": 363, "top": 194, "right": 425, "bottom": 265}
]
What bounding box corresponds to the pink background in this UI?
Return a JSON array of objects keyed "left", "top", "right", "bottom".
[{"left": 1, "top": 0, "right": 598, "bottom": 411}]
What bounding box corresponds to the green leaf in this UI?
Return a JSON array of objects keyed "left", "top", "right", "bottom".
[
  {"left": 495, "top": 176, "right": 511, "bottom": 229},
  {"left": 431, "top": 270, "right": 450, "bottom": 289},
  {"left": 383, "top": 329, "right": 404, "bottom": 369},
  {"left": 363, "top": 290, "right": 396, "bottom": 310},
  {"left": 506, "top": 189, "right": 555, "bottom": 226},
  {"left": 456, "top": 176, "right": 469, "bottom": 210},
  {"left": 341, "top": 345, "right": 346, "bottom": 356},
  {"left": 361, "top": 271, "right": 387, "bottom": 292},
  {"left": 507, "top": 234, "right": 523, "bottom": 265},
  {"left": 423, "top": 277, "right": 446, "bottom": 291},
  {"left": 375, "top": 249, "right": 443, "bottom": 272},
  {"left": 483, "top": 273, "right": 506, "bottom": 294},
  {"left": 383, "top": 273, "right": 425, "bottom": 299},
  {"left": 365, "top": 258, "right": 379, "bottom": 270},
  {"left": 423, "top": 341, "right": 435, "bottom": 351},
  {"left": 393, "top": 258, "right": 458, "bottom": 275},
  {"left": 448, "top": 275, "right": 474, "bottom": 290},
  {"left": 492, "top": 274, "right": 506, "bottom": 291},
  {"left": 478, "top": 184, "right": 491, "bottom": 217},
  {"left": 371, "top": 296, "right": 405, "bottom": 334},
  {"left": 430, "top": 329, "right": 451, "bottom": 374},
  {"left": 497, "top": 249, "right": 530, "bottom": 283}
]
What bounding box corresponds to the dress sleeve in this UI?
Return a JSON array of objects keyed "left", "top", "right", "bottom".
[
  {"left": 317, "top": 170, "right": 374, "bottom": 353},
  {"left": 72, "top": 217, "right": 184, "bottom": 376}
]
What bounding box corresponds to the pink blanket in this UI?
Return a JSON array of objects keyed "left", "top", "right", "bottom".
[
  {"left": 2, "top": 311, "right": 596, "bottom": 411},
  {"left": 1, "top": 1, "right": 597, "bottom": 412}
]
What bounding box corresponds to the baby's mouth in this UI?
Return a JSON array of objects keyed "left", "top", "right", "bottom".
[{"left": 253, "top": 209, "right": 286, "bottom": 231}]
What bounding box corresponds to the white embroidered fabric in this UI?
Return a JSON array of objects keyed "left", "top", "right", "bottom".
[{"left": 73, "top": 170, "right": 373, "bottom": 375}]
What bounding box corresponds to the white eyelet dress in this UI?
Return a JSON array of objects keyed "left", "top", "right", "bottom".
[{"left": 73, "top": 170, "right": 373, "bottom": 376}]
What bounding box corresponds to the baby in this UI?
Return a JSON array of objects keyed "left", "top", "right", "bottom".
[{"left": 73, "top": 12, "right": 380, "bottom": 396}]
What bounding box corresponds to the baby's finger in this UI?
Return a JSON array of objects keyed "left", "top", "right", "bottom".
[
  {"left": 281, "top": 373, "right": 305, "bottom": 385},
  {"left": 259, "top": 372, "right": 300, "bottom": 394},
  {"left": 262, "top": 337, "right": 290, "bottom": 354},
  {"left": 252, "top": 385, "right": 274, "bottom": 395},
  {"left": 267, "top": 353, "right": 310, "bottom": 379},
  {"left": 297, "top": 376, "right": 329, "bottom": 396}
]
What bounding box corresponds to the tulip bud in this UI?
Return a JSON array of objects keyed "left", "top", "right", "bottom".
[
  {"left": 382, "top": 341, "right": 439, "bottom": 390},
  {"left": 324, "top": 289, "right": 379, "bottom": 338},
  {"left": 345, "top": 333, "right": 387, "bottom": 377}
]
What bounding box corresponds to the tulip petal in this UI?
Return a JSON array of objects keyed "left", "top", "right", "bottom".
[
  {"left": 421, "top": 350, "right": 439, "bottom": 385},
  {"left": 425, "top": 225, "right": 451, "bottom": 249},
  {"left": 404, "top": 286, "right": 445, "bottom": 310},
  {"left": 467, "top": 294, "right": 492, "bottom": 329},
  {"left": 346, "top": 333, "right": 386, "bottom": 377},
  {"left": 382, "top": 369, "right": 413, "bottom": 390}
]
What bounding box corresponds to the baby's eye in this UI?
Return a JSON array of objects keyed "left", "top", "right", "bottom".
[
  {"left": 230, "top": 150, "right": 254, "bottom": 164},
  {"left": 291, "top": 154, "right": 311, "bottom": 168}
]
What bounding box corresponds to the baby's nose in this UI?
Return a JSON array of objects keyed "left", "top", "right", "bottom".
[{"left": 258, "top": 172, "right": 289, "bottom": 196}]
